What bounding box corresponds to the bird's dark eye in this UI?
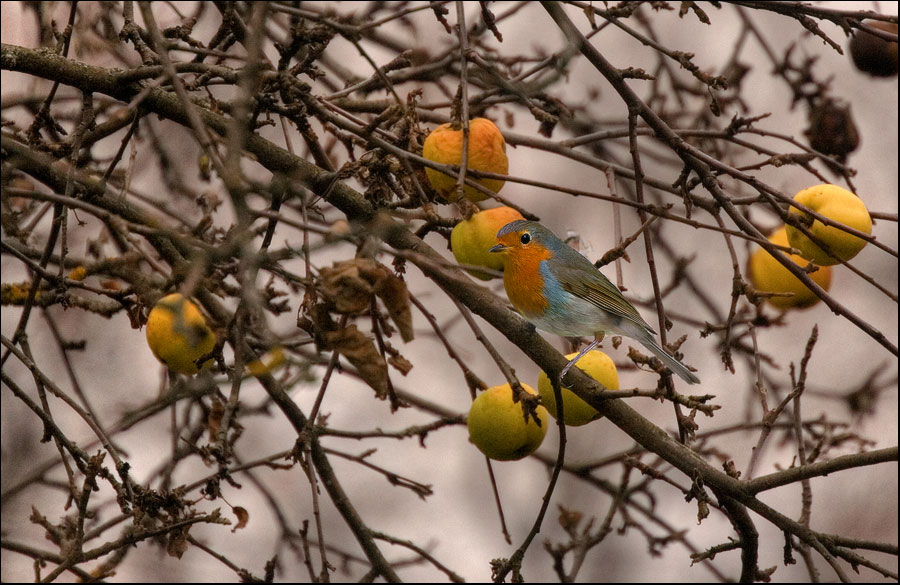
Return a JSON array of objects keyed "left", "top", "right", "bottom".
[{"left": 520, "top": 232, "right": 532, "bottom": 245}]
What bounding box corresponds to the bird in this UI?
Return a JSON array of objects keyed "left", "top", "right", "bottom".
[{"left": 489, "top": 220, "right": 700, "bottom": 385}]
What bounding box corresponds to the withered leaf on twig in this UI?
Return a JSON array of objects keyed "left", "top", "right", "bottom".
[
  {"left": 207, "top": 398, "right": 224, "bottom": 441},
  {"left": 318, "top": 260, "right": 374, "bottom": 314},
  {"left": 322, "top": 324, "right": 389, "bottom": 399},
  {"left": 318, "top": 258, "right": 414, "bottom": 342},
  {"left": 231, "top": 506, "right": 249, "bottom": 532},
  {"left": 166, "top": 525, "right": 190, "bottom": 559},
  {"left": 373, "top": 270, "right": 413, "bottom": 342},
  {"left": 388, "top": 353, "right": 413, "bottom": 375}
]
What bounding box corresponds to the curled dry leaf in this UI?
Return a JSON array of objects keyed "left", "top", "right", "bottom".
[
  {"left": 231, "top": 506, "right": 249, "bottom": 532},
  {"left": 374, "top": 271, "right": 414, "bottom": 342},
  {"left": 322, "top": 324, "right": 389, "bottom": 399},
  {"left": 318, "top": 258, "right": 413, "bottom": 342},
  {"left": 166, "top": 525, "right": 190, "bottom": 559},
  {"left": 388, "top": 353, "right": 413, "bottom": 375},
  {"left": 207, "top": 398, "right": 224, "bottom": 441},
  {"left": 319, "top": 260, "right": 374, "bottom": 314}
]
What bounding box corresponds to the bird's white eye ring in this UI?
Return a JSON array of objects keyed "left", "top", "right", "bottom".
[{"left": 520, "top": 232, "right": 532, "bottom": 245}]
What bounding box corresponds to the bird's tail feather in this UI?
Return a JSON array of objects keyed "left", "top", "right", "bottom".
[{"left": 638, "top": 336, "right": 700, "bottom": 384}]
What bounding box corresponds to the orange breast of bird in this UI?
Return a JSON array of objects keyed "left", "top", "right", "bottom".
[{"left": 501, "top": 241, "right": 551, "bottom": 318}]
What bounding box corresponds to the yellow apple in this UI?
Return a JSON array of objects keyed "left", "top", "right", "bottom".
[
  {"left": 749, "top": 227, "right": 833, "bottom": 310},
  {"left": 451, "top": 206, "right": 525, "bottom": 280},
  {"left": 467, "top": 383, "right": 548, "bottom": 461},
  {"left": 537, "top": 350, "right": 618, "bottom": 426},
  {"left": 785, "top": 184, "right": 872, "bottom": 265},
  {"left": 146, "top": 294, "right": 216, "bottom": 375},
  {"left": 422, "top": 117, "right": 508, "bottom": 202}
]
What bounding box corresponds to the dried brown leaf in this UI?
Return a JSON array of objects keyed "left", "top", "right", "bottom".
[
  {"left": 166, "top": 526, "right": 189, "bottom": 559},
  {"left": 319, "top": 259, "right": 414, "bottom": 342},
  {"left": 319, "top": 260, "right": 374, "bottom": 314},
  {"left": 231, "top": 506, "right": 249, "bottom": 532},
  {"left": 323, "top": 325, "right": 389, "bottom": 399},
  {"left": 388, "top": 353, "right": 413, "bottom": 375},
  {"left": 208, "top": 398, "right": 224, "bottom": 441},
  {"left": 374, "top": 272, "right": 414, "bottom": 342}
]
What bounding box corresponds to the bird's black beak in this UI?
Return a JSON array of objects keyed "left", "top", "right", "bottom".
[{"left": 489, "top": 243, "right": 507, "bottom": 253}]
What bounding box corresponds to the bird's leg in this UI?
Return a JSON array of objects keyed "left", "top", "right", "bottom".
[{"left": 559, "top": 337, "right": 601, "bottom": 383}]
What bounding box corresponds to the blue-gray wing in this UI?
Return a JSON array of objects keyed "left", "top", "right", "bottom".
[{"left": 549, "top": 255, "right": 657, "bottom": 336}]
